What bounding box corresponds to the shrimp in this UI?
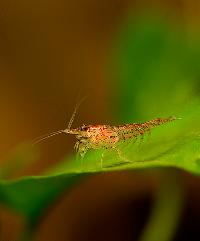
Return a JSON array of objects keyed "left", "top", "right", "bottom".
[{"left": 33, "top": 100, "right": 178, "bottom": 167}]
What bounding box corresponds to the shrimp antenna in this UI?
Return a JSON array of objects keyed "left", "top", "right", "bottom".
[
  {"left": 32, "top": 130, "right": 65, "bottom": 145},
  {"left": 32, "top": 96, "right": 86, "bottom": 145},
  {"left": 67, "top": 96, "right": 86, "bottom": 129}
]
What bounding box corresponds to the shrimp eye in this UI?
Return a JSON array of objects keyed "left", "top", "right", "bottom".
[{"left": 80, "top": 125, "right": 88, "bottom": 131}]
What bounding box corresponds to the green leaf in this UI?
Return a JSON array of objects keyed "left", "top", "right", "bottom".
[
  {"left": 111, "top": 13, "right": 200, "bottom": 122},
  {"left": 0, "top": 173, "right": 85, "bottom": 226},
  {"left": 0, "top": 103, "right": 200, "bottom": 226}
]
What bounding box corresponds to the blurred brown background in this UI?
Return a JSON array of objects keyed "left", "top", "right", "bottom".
[{"left": 0, "top": 0, "right": 200, "bottom": 240}]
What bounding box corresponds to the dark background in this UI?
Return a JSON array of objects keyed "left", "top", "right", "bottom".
[{"left": 0, "top": 0, "right": 200, "bottom": 240}]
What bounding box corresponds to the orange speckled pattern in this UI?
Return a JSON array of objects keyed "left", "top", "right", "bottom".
[{"left": 71, "top": 116, "right": 177, "bottom": 156}]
